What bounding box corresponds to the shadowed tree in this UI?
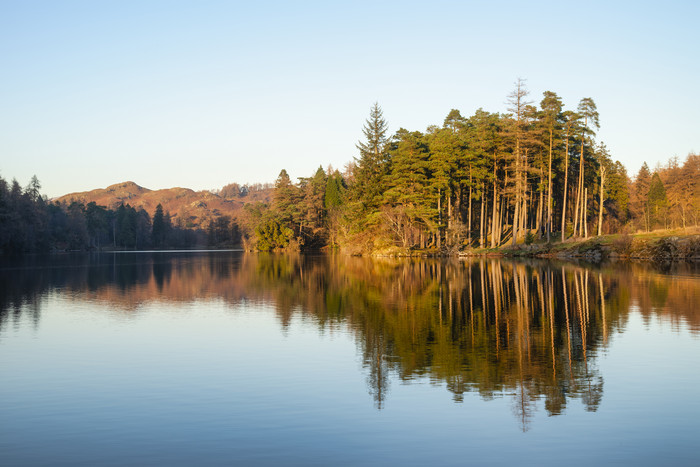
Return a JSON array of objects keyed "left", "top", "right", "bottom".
[{"left": 152, "top": 203, "right": 166, "bottom": 248}]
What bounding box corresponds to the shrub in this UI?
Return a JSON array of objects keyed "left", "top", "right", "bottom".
[
  {"left": 613, "top": 233, "right": 633, "bottom": 255},
  {"left": 524, "top": 231, "right": 535, "bottom": 245}
]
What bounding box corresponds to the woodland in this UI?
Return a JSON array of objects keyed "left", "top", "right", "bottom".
[{"left": 1, "top": 80, "right": 698, "bottom": 255}]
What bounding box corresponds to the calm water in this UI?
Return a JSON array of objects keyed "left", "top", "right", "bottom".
[{"left": 1, "top": 252, "right": 699, "bottom": 466}]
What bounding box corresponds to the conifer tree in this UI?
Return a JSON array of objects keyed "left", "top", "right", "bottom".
[
  {"left": 540, "top": 91, "right": 563, "bottom": 242},
  {"left": 152, "top": 203, "right": 166, "bottom": 248},
  {"left": 647, "top": 173, "right": 668, "bottom": 229},
  {"left": 573, "top": 98, "right": 599, "bottom": 238},
  {"left": 633, "top": 163, "right": 652, "bottom": 231},
  {"left": 353, "top": 103, "right": 389, "bottom": 210},
  {"left": 506, "top": 79, "right": 532, "bottom": 245}
]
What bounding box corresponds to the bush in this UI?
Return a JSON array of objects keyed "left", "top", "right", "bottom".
[
  {"left": 254, "top": 218, "right": 294, "bottom": 251},
  {"left": 613, "top": 233, "right": 633, "bottom": 255},
  {"left": 524, "top": 231, "right": 535, "bottom": 245}
]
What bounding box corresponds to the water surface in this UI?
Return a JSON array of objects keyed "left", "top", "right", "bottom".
[{"left": 1, "top": 252, "right": 699, "bottom": 465}]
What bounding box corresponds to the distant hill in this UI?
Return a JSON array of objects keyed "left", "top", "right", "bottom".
[{"left": 56, "top": 181, "right": 272, "bottom": 228}]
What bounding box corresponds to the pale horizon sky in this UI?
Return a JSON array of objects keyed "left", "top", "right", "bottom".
[{"left": 1, "top": 0, "right": 698, "bottom": 198}]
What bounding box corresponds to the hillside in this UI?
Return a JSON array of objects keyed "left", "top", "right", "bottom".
[{"left": 56, "top": 181, "right": 272, "bottom": 228}]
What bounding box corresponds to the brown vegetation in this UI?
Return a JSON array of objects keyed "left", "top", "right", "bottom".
[{"left": 56, "top": 181, "right": 272, "bottom": 228}]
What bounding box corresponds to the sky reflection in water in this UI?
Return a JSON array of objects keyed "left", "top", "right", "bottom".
[{"left": 1, "top": 252, "right": 699, "bottom": 465}]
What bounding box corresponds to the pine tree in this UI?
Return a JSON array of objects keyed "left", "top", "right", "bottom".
[
  {"left": 573, "top": 98, "right": 599, "bottom": 238},
  {"left": 506, "top": 79, "right": 532, "bottom": 245},
  {"left": 353, "top": 102, "right": 389, "bottom": 210},
  {"left": 647, "top": 172, "right": 668, "bottom": 229},
  {"left": 540, "top": 91, "right": 563, "bottom": 242},
  {"left": 152, "top": 203, "right": 166, "bottom": 248},
  {"left": 633, "top": 163, "right": 652, "bottom": 231}
]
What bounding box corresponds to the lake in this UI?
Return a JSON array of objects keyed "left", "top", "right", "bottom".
[{"left": 1, "top": 251, "right": 699, "bottom": 466}]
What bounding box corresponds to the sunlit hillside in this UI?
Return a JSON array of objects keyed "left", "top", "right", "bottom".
[{"left": 56, "top": 181, "right": 273, "bottom": 228}]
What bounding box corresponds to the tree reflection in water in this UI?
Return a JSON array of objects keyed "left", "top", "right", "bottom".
[{"left": 1, "top": 252, "right": 698, "bottom": 429}]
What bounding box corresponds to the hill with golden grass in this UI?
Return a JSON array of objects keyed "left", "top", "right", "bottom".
[{"left": 56, "top": 181, "right": 272, "bottom": 228}]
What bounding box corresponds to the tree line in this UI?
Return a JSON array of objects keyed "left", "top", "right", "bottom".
[
  {"left": 0, "top": 174, "right": 207, "bottom": 253},
  {"left": 242, "top": 81, "right": 697, "bottom": 252},
  {"left": 2, "top": 80, "right": 698, "bottom": 254},
  {"left": 629, "top": 156, "right": 700, "bottom": 231}
]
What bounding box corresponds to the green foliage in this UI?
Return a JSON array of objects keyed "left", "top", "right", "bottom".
[
  {"left": 324, "top": 170, "right": 345, "bottom": 210},
  {"left": 524, "top": 230, "right": 535, "bottom": 245},
  {"left": 255, "top": 218, "right": 294, "bottom": 251},
  {"left": 16, "top": 85, "right": 700, "bottom": 255},
  {"left": 352, "top": 103, "right": 390, "bottom": 211},
  {"left": 647, "top": 172, "right": 668, "bottom": 229}
]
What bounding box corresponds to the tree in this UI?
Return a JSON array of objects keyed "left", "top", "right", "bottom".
[
  {"left": 465, "top": 109, "right": 500, "bottom": 248},
  {"left": 595, "top": 143, "right": 611, "bottom": 236},
  {"left": 573, "top": 98, "right": 599, "bottom": 238},
  {"left": 85, "top": 202, "right": 110, "bottom": 248},
  {"left": 426, "top": 126, "right": 462, "bottom": 249},
  {"left": 353, "top": 103, "right": 390, "bottom": 210},
  {"left": 383, "top": 129, "right": 434, "bottom": 248},
  {"left": 604, "top": 161, "right": 630, "bottom": 231},
  {"left": 540, "top": 91, "right": 563, "bottom": 242},
  {"left": 325, "top": 170, "right": 345, "bottom": 211},
  {"left": 632, "top": 163, "right": 652, "bottom": 231},
  {"left": 152, "top": 203, "right": 166, "bottom": 248},
  {"left": 324, "top": 169, "right": 346, "bottom": 248},
  {"left": 273, "top": 169, "right": 300, "bottom": 228},
  {"left": 560, "top": 111, "right": 579, "bottom": 241},
  {"left": 25, "top": 175, "right": 42, "bottom": 203},
  {"left": 443, "top": 109, "right": 466, "bottom": 133},
  {"left": 647, "top": 172, "right": 667, "bottom": 229},
  {"left": 506, "top": 79, "right": 532, "bottom": 245}
]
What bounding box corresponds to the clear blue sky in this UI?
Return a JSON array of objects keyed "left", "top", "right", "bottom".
[{"left": 1, "top": 0, "right": 698, "bottom": 197}]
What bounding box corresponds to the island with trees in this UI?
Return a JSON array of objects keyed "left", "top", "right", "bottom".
[{"left": 1, "top": 81, "right": 698, "bottom": 258}]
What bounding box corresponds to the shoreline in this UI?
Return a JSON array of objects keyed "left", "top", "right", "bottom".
[{"left": 370, "top": 231, "right": 700, "bottom": 262}]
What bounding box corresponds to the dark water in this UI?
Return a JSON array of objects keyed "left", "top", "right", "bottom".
[{"left": 1, "top": 252, "right": 699, "bottom": 466}]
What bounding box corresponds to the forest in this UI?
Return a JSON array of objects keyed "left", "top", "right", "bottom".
[
  {"left": 1, "top": 80, "right": 698, "bottom": 255},
  {"left": 238, "top": 81, "right": 699, "bottom": 253},
  {"left": 0, "top": 175, "right": 216, "bottom": 252}
]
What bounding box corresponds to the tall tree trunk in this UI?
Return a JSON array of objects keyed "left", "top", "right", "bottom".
[
  {"left": 547, "top": 128, "right": 553, "bottom": 242},
  {"left": 467, "top": 166, "right": 472, "bottom": 247},
  {"left": 491, "top": 175, "right": 499, "bottom": 248},
  {"left": 499, "top": 197, "right": 506, "bottom": 245},
  {"left": 536, "top": 182, "right": 543, "bottom": 236},
  {"left": 583, "top": 188, "right": 588, "bottom": 239},
  {"left": 512, "top": 193, "right": 520, "bottom": 246},
  {"left": 597, "top": 165, "right": 606, "bottom": 236},
  {"left": 512, "top": 140, "right": 521, "bottom": 246},
  {"left": 561, "top": 132, "right": 570, "bottom": 241},
  {"left": 521, "top": 181, "right": 528, "bottom": 236},
  {"left": 523, "top": 151, "right": 529, "bottom": 233},
  {"left": 448, "top": 193, "right": 452, "bottom": 245},
  {"left": 575, "top": 117, "right": 588, "bottom": 237},
  {"left": 437, "top": 188, "right": 442, "bottom": 249},
  {"left": 479, "top": 183, "right": 486, "bottom": 248},
  {"left": 573, "top": 183, "right": 580, "bottom": 237}
]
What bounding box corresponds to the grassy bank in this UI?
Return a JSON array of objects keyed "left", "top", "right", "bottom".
[
  {"left": 466, "top": 229, "right": 700, "bottom": 261},
  {"left": 366, "top": 229, "right": 700, "bottom": 261}
]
